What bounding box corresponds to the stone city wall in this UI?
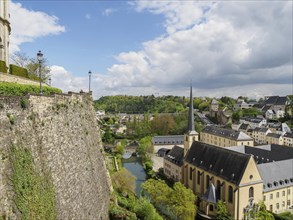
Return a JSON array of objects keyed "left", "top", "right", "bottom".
[{"left": 0, "top": 92, "right": 111, "bottom": 219}]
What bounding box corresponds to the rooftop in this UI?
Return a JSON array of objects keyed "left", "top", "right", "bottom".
[
  {"left": 202, "top": 125, "right": 253, "bottom": 141},
  {"left": 152, "top": 135, "right": 184, "bottom": 145},
  {"left": 165, "top": 145, "right": 184, "bottom": 166}
]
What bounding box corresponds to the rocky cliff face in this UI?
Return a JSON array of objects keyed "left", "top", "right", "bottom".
[{"left": 0, "top": 92, "right": 111, "bottom": 219}]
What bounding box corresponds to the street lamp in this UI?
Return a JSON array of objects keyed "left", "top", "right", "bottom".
[
  {"left": 48, "top": 77, "right": 51, "bottom": 86},
  {"left": 88, "top": 70, "right": 92, "bottom": 92},
  {"left": 37, "top": 50, "right": 43, "bottom": 94}
]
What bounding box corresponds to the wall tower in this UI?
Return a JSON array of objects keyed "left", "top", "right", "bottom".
[{"left": 0, "top": 0, "right": 11, "bottom": 67}]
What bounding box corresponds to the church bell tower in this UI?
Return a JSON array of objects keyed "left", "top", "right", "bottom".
[
  {"left": 184, "top": 84, "right": 199, "bottom": 156},
  {"left": 0, "top": 0, "right": 11, "bottom": 68}
]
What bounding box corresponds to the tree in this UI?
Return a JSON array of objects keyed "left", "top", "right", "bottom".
[
  {"left": 142, "top": 179, "right": 197, "bottom": 220},
  {"left": 111, "top": 168, "right": 136, "bottom": 194},
  {"left": 216, "top": 200, "right": 233, "bottom": 220},
  {"left": 169, "top": 182, "right": 196, "bottom": 220},
  {"left": 254, "top": 202, "right": 274, "bottom": 220},
  {"left": 11, "top": 51, "right": 51, "bottom": 81}
]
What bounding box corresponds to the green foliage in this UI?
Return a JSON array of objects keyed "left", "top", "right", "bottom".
[
  {"left": 109, "top": 203, "right": 137, "bottom": 220},
  {"left": 95, "top": 95, "right": 187, "bottom": 114},
  {"left": 198, "top": 101, "right": 210, "bottom": 112},
  {"left": 111, "top": 168, "right": 137, "bottom": 194},
  {"left": 9, "top": 64, "right": 29, "bottom": 78},
  {"left": 133, "top": 197, "right": 163, "bottom": 220},
  {"left": 7, "top": 113, "right": 15, "bottom": 125},
  {"left": 273, "top": 211, "right": 293, "bottom": 220},
  {"left": 254, "top": 202, "right": 274, "bottom": 220},
  {"left": 0, "top": 60, "right": 8, "bottom": 73},
  {"left": 232, "top": 108, "right": 261, "bottom": 122},
  {"left": 142, "top": 179, "right": 196, "bottom": 220},
  {"left": 0, "top": 82, "right": 62, "bottom": 96},
  {"left": 20, "top": 98, "right": 29, "bottom": 109},
  {"left": 9, "top": 146, "right": 56, "bottom": 220},
  {"left": 137, "top": 136, "right": 153, "bottom": 156},
  {"left": 216, "top": 200, "right": 233, "bottom": 220}
]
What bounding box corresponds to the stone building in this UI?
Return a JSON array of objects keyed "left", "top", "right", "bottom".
[
  {"left": 0, "top": 0, "right": 10, "bottom": 67},
  {"left": 200, "top": 125, "right": 254, "bottom": 147},
  {"left": 182, "top": 143, "right": 293, "bottom": 219}
]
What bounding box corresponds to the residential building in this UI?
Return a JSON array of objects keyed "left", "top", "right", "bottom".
[
  {"left": 164, "top": 145, "right": 184, "bottom": 182},
  {"left": 233, "top": 100, "right": 256, "bottom": 111},
  {"left": 283, "top": 133, "right": 293, "bottom": 147},
  {"left": 0, "top": 0, "right": 11, "bottom": 66},
  {"left": 251, "top": 127, "right": 271, "bottom": 144},
  {"left": 240, "top": 116, "right": 267, "bottom": 129},
  {"left": 266, "top": 133, "right": 283, "bottom": 145},
  {"left": 209, "top": 99, "right": 218, "bottom": 117},
  {"left": 256, "top": 96, "right": 289, "bottom": 119},
  {"left": 200, "top": 125, "right": 254, "bottom": 147}
]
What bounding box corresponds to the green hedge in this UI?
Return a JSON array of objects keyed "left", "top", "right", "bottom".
[
  {"left": 0, "top": 82, "right": 62, "bottom": 96},
  {"left": 9, "top": 64, "right": 29, "bottom": 78},
  {"left": 0, "top": 60, "right": 8, "bottom": 73}
]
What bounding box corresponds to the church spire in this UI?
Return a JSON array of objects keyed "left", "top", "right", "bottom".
[{"left": 188, "top": 84, "right": 196, "bottom": 134}]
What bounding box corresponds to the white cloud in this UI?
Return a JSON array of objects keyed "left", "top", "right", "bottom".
[
  {"left": 102, "top": 8, "right": 116, "bottom": 16},
  {"left": 85, "top": 13, "right": 91, "bottom": 20},
  {"left": 9, "top": 1, "right": 65, "bottom": 53},
  {"left": 92, "top": 0, "right": 292, "bottom": 99},
  {"left": 50, "top": 65, "right": 88, "bottom": 93}
]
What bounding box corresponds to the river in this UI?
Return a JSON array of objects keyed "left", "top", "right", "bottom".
[{"left": 122, "top": 156, "right": 146, "bottom": 195}]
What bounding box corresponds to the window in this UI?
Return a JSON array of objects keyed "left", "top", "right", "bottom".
[
  {"left": 228, "top": 186, "right": 233, "bottom": 203},
  {"left": 276, "top": 203, "right": 279, "bottom": 210},
  {"left": 282, "top": 201, "right": 285, "bottom": 207},
  {"left": 209, "top": 205, "right": 214, "bottom": 211},
  {"left": 249, "top": 187, "right": 254, "bottom": 198},
  {"left": 277, "top": 192, "right": 279, "bottom": 198},
  {"left": 206, "top": 175, "right": 210, "bottom": 189},
  {"left": 270, "top": 194, "right": 273, "bottom": 199},
  {"left": 269, "top": 205, "right": 273, "bottom": 211},
  {"left": 216, "top": 180, "right": 221, "bottom": 199},
  {"left": 197, "top": 171, "right": 201, "bottom": 185},
  {"left": 288, "top": 189, "right": 291, "bottom": 195},
  {"left": 288, "top": 200, "right": 291, "bottom": 206},
  {"left": 189, "top": 167, "right": 193, "bottom": 180},
  {"left": 263, "top": 195, "right": 266, "bottom": 201},
  {"left": 282, "top": 191, "right": 285, "bottom": 197}
]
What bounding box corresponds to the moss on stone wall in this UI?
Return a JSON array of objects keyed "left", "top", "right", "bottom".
[{"left": 9, "top": 146, "right": 56, "bottom": 220}]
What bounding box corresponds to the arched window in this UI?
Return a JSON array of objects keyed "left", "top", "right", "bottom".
[
  {"left": 189, "top": 167, "right": 193, "bottom": 180},
  {"left": 197, "top": 171, "right": 201, "bottom": 185},
  {"left": 206, "top": 175, "right": 210, "bottom": 189},
  {"left": 249, "top": 187, "right": 254, "bottom": 198},
  {"left": 228, "top": 186, "right": 233, "bottom": 203},
  {"left": 216, "top": 180, "right": 221, "bottom": 199}
]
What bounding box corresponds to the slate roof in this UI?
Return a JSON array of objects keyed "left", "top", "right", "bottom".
[
  {"left": 203, "top": 183, "right": 217, "bottom": 203},
  {"left": 228, "top": 144, "right": 293, "bottom": 164},
  {"left": 202, "top": 125, "right": 253, "bottom": 141},
  {"left": 258, "top": 159, "right": 293, "bottom": 192},
  {"left": 165, "top": 145, "right": 184, "bottom": 166},
  {"left": 266, "top": 133, "right": 281, "bottom": 138},
  {"left": 284, "top": 133, "right": 293, "bottom": 138},
  {"left": 185, "top": 142, "right": 251, "bottom": 185},
  {"left": 152, "top": 135, "right": 184, "bottom": 145},
  {"left": 264, "top": 96, "right": 287, "bottom": 106},
  {"left": 239, "top": 123, "right": 249, "bottom": 130},
  {"left": 241, "top": 117, "right": 264, "bottom": 123}
]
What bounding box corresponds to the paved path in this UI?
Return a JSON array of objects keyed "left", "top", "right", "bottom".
[{"left": 149, "top": 154, "right": 164, "bottom": 171}]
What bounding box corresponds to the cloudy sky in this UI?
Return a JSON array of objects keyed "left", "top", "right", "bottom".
[{"left": 9, "top": 0, "right": 293, "bottom": 100}]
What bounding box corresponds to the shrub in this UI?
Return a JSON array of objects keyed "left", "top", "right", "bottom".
[
  {"left": 20, "top": 98, "right": 29, "bottom": 109},
  {"left": 0, "top": 82, "right": 62, "bottom": 96},
  {"left": 9, "top": 64, "right": 29, "bottom": 78},
  {"left": 0, "top": 60, "right": 8, "bottom": 73}
]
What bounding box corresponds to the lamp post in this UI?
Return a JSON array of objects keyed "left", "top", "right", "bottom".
[
  {"left": 48, "top": 77, "right": 51, "bottom": 86},
  {"left": 88, "top": 70, "right": 92, "bottom": 92},
  {"left": 37, "top": 50, "right": 43, "bottom": 94}
]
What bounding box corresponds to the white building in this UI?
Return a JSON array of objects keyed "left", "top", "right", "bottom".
[{"left": 0, "top": 0, "right": 10, "bottom": 67}]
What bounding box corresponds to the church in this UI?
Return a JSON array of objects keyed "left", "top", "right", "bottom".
[
  {"left": 0, "top": 0, "right": 11, "bottom": 67},
  {"left": 164, "top": 86, "right": 293, "bottom": 219}
]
